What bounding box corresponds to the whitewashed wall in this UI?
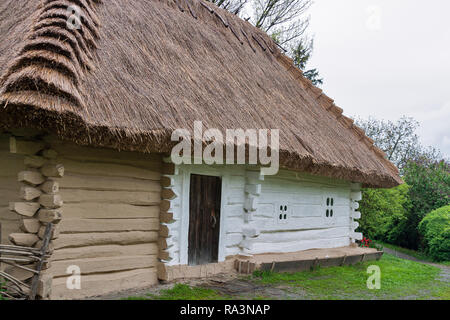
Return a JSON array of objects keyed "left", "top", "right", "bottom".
[
  {"left": 246, "top": 171, "right": 361, "bottom": 254},
  {"left": 162, "top": 163, "right": 362, "bottom": 266}
]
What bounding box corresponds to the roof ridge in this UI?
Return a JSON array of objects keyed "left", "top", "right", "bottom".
[{"left": 0, "top": 0, "right": 102, "bottom": 110}]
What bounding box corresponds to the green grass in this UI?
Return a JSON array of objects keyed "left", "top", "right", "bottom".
[
  {"left": 125, "top": 254, "right": 449, "bottom": 300},
  {"left": 251, "top": 254, "right": 449, "bottom": 300},
  {"left": 124, "top": 284, "right": 229, "bottom": 300}
]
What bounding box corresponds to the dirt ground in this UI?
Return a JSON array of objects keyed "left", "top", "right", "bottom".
[
  {"left": 89, "top": 273, "right": 303, "bottom": 300},
  {"left": 382, "top": 247, "right": 450, "bottom": 283}
]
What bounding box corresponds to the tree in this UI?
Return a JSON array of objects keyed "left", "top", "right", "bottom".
[
  {"left": 418, "top": 205, "right": 450, "bottom": 262},
  {"left": 207, "top": 0, "right": 248, "bottom": 14},
  {"left": 291, "top": 38, "right": 323, "bottom": 85},
  {"left": 253, "top": 0, "right": 311, "bottom": 46},
  {"left": 358, "top": 184, "right": 411, "bottom": 241},
  {"left": 397, "top": 159, "right": 450, "bottom": 249},
  {"left": 207, "top": 0, "right": 322, "bottom": 85},
  {"left": 356, "top": 116, "right": 448, "bottom": 250},
  {"left": 354, "top": 116, "right": 442, "bottom": 173}
]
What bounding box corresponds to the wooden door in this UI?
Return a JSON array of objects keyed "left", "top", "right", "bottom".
[{"left": 188, "top": 174, "right": 222, "bottom": 266}]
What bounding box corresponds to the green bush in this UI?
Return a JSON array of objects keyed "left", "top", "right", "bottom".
[
  {"left": 358, "top": 184, "right": 411, "bottom": 241},
  {"left": 418, "top": 205, "right": 450, "bottom": 262},
  {"left": 401, "top": 160, "right": 450, "bottom": 249}
]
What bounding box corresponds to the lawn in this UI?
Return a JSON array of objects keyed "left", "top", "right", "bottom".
[
  {"left": 251, "top": 253, "right": 449, "bottom": 300},
  {"left": 126, "top": 254, "right": 449, "bottom": 300}
]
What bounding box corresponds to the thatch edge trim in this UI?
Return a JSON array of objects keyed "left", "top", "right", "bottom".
[{"left": 0, "top": 102, "right": 402, "bottom": 188}]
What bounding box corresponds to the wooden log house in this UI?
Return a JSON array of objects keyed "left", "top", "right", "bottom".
[{"left": 0, "top": 0, "right": 402, "bottom": 299}]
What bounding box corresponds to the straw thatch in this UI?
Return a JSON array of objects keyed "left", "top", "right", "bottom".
[{"left": 0, "top": 0, "right": 402, "bottom": 188}]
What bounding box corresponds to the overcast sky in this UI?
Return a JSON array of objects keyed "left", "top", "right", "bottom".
[{"left": 307, "top": 0, "right": 450, "bottom": 158}]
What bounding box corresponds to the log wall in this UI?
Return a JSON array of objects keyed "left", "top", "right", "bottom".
[
  {"left": 0, "top": 134, "right": 25, "bottom": 268},
  {"left": 43, "top": 138, "right": 162, "bottom": 299}
]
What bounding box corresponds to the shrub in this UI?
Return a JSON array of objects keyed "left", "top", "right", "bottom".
[
  {"left": 404, "top": 160, "right": 449, "bottom": 220},
  {"left": 418, "top": 205, "right": 450, "bottom": 262},
  {"left": 358, "top": 184, "right": 411, "bottom": 242},
  {"left": 400, "top": 160, "right": 450, "bottom": 249}
]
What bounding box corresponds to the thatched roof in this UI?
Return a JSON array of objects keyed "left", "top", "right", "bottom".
[{"left": 0, "top": 0, "right": 402, "bottom": 188}]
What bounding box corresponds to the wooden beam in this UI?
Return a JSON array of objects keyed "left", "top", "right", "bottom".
[
  {"left": 30, "top": 223, "right": 54, "bottom": 300},
  {"left": 49, "top": 255, "right": 157, "bottom": 278},
  {"left": 159, "top": 225, "right": 170, "bottom": 238},
  {"left": 63, "top": 203, "right": 158, "bottom": 219},
  {"left": 9, "top": 137, "right": 45, "bottom": 155},
  {"left": 58, "top": 218, "right": 159, "bottom": 233},
  {"left": 18, "top": 171, "right": 45, "bottom": 185},
  {"left": 37, "top": 209, "right": 63, "bottom": 224},
  {"left": 40, "top": 164, "right": 64, "bottom": 178},
  {"left": 53, "top": 231, "right": 158, "bottom": 249},
  {"left": 9, "top": 233, "right": 39, "bottom": 246},
  {"left": 39, "top": 194, "right": 63, "bottom": 209},
  {"left": 160, "top": 212, "right": 174, "bottom": 223},
  {"left": 62, "top": 159, "right": 161, "bottom": 181},
  {"left": 10, "top": 128, "right": 41, "bottom": 139},
  {"left": 20, "top": 218, "right": 40, "bottom": 234},
  {"left": 60, "top": 189, "right": 160, "bottom": 206},
  {"left": 42, "top": 149, "right": 58, "bottom": 159},
  {"left": 160, "top": 176, "right": 173, "bottom": 188},
  {"left": 160, "top": 200, "right": 171, "bottom": 212},
  {"left": 24, "top": 156, "right": 46, "bottom": 168},
  {"left": 9, "top": 202, "right": 40, "bottom": 217},
  {"left": 20, "top": 185, "right": 42, "bottom": 201},
  {"left": 52, "top": 243, "right": 158, "bottom": 261},
  {"left": 161, "top": 188, "right": 176, "bottom": 200},
  {"left": 58, "top": 175, "right": 162, "bottom": 192},
  {"left": 158, "top": 250, "right": 170, "bottom": 261},
  {"left": 40, "top": 180, "right": 59, "bottom": 194},
  {"left": 162, "top": 163, "right": 176, "bottom": 175},
  {"left": 38, "top": 225, "right": 59, "bottom": 240}
]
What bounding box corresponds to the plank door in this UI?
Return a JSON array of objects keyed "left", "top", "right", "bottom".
[{"left": 188, "top": 174, "right": 222, "bottom": 266}]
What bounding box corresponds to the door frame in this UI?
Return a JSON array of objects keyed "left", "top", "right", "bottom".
[{"left": 179, "top": 166, "right": 227, "bottom": 265}]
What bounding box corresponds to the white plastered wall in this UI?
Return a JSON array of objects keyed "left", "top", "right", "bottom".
[{"left": 160, "top": 163, "right": 362, "bottom": 266}]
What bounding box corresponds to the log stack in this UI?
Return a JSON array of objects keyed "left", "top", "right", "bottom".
[
  {"left": 157, "top": 161, "right": 180, "bottom": 280},
  {"left": 7, "top": 137, "right": 64, "bottom": 299}
]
